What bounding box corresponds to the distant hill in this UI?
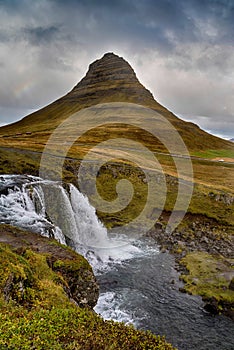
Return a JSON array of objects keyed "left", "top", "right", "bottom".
[{"left": 0, "top": 52, "right": 233, "bottom": 156}]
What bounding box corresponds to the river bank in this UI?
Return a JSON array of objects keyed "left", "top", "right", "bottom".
[{"left": 146, "top": 212, "right": 234, "bottom": 319}]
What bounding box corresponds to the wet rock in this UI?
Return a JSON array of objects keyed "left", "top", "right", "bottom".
[{"left": 204, "top": 298, "right": 219, "bottom": 315}]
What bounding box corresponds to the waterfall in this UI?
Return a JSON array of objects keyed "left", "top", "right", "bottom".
[
  {"left": 0, "top": 175, "right": 141, "bottom": 272},
  {"left": 69, "top": 184, "right": 109, "bottom": 248},
  {"left": 0, "top": 175, "right": 66, "bottom": 245},
  {"left": 0, "top": 175, "right": 103, "bottom": 247}
]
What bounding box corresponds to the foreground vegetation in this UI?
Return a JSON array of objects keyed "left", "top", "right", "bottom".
[
  {"left": 0, "top": 224, "right": 176, "bottom": 350},
  {"left": 0, "top": 302, "right": 175, "bottom": 350}
]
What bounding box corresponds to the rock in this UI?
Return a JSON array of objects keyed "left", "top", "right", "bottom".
[
  {"left": 161, "top": 246, "right": 167, "bottom": 253},
  {"left": 3, "top": 273, "right": 14, "bottom": 302},
  {"left": 0, "top": 224, "right": 99, "bottom": 309},
  {"left": 154, "top": 222, "right": 163, "bottom": 231},
  {"left": 66, "top": 52, "right": 155, "bottom": 106},
  {"left": 177, "top": 240, "right": 185, "bottom": 247},
  {"left": 189, "top": 241, "right": 196, "bottom": 249},
  {"left": 201, "top": 236, "right": 209, "bottom": 244},
  {"left": 204, "top": 298, "right": 219, "bottom": 315}
]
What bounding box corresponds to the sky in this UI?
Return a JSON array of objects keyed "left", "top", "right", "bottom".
[{"left": 0, "top": 0, "right": 233, "bottom": 139}]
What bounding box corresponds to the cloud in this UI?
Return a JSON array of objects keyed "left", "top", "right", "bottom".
[{"left": 24, "top": 25, "right": 60, "bottom": 45}]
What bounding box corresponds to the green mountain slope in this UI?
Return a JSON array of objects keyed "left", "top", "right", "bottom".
[{"left": 0, "top": 53, "right": 233, "bottom": 155}]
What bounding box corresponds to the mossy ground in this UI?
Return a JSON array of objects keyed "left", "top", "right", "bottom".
[
  {"left": 0, "top": 227, "right": 176, "bottom": 350},
  {"left": 0, "top": 244, "right": 70, "bottom": 310},
  {"left": 179, "top": 252, "right": 234, "bottom": 314},
  {"left": 0, "top": 301, "right": 176, "bottom": 350}
]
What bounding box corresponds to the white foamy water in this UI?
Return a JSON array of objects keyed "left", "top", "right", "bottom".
[
  {"left": 94, "top": 289, "right": 149, "bottom": 326},
  {"left": 94, "top": 291, "right": 137, "bottom": 325},
  {"left": 0, "top": 175, "right": 65, "bottom": 244}
]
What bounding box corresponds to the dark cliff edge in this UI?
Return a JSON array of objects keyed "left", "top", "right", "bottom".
[{"left": 0, "top": 223, "right": 176, "bottom": 350}]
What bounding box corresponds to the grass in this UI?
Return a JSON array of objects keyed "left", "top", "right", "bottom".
[
  {"left": 188, "top": 183, "right": 234, "bottom": 225},
  {"left": 88, "top": 163, "right": 234, "bottom": 228},
  {"left": 0, "top": 147, "right": 79, "bottom": 185},
  {"left": 192, "top": 149, "right": 234, "bottom": 160},
  {"left": 0, "top": 147, "right": 233, "bottom": 228},
  {"left": 180, "top": 252, "right": 234, "bottom": 312},
  {"left": 0, "top": 302, "right": 176, "bottom": 350},
  {"left": 0, "top": 148, "right": 40, "bottom": 176}
]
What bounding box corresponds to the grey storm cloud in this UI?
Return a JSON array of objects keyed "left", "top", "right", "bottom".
[
  {"left": 0, "top": 0, "right": 233, "bottom": 138},
  {"left": 24, "top": 25, "right": 60, "bottom": 45}
]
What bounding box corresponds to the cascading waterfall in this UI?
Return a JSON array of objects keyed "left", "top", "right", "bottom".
[
  {"left": 0, "top": 175, "right": 140, "bottom": 272},
  {"left": 0, "top": 175, "right": 99, "bottom": 239},
  {"left": 69, "top": 184, "right": 109, "bottom": 248},
  {"left": 0, "top": 175, "right": 105, "bottom": 247},
  {"left": 0, "top": 175, "right": 66, "bottom": 244}
]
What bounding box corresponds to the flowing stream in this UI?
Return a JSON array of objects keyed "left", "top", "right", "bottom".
[{"left": 0, "top": 174, "right": 233, "bottom": 350}]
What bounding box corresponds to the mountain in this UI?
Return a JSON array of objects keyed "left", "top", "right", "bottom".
[
  {"left": 0, "top": 53, "right": 233, "bottom": 325},
  {"left": 230, "top": 138, "right": 234, "bottom": 142},
  {"left": 0, "top": 52, "right": 233, "bottom": 155}
]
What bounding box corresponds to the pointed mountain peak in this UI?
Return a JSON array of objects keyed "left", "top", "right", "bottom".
[
  {"left": 85, "top": 52, "right": 137, "bottom": 81},
  {"left": 66, "top": 52, "right": 155, "bottom": 105},
  {"left": 78, "top": 52, "right": 137, "bottom": 86}
]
